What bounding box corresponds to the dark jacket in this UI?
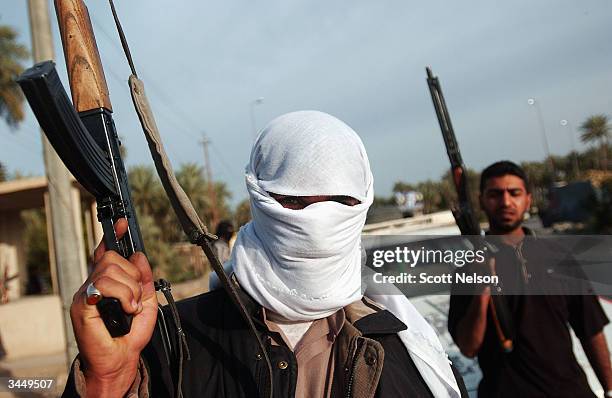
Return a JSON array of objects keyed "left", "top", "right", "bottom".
[{"left": 65, "top": 287, "right": 468, "bottom": 397}]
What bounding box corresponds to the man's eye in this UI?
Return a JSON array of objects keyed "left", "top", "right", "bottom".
[
  {"left": 280, "top": 197, "right": 301, "bottom": 206},
  {"left": 331, "top": 196, "right": 360, "bottom": 206}
]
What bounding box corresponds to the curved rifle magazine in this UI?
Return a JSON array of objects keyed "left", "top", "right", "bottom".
[{"left": 17, "top": 61, "right": 116, "bottom": 198}]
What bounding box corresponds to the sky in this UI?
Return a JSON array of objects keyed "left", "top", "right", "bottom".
[{"left": 1, "top": 0, "right": 611, "bottom": 206}]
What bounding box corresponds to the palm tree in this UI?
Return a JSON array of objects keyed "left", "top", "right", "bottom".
[
  {"left": 176, "top": 163, "right": 209, "bottom": 218},
  {"left": 213, "top": 180, "right": 232, "bottom": 221},
  {"left": 176, "top": 163, "right": 232, "bottom": 230},
  {"left": 0, "top": 25, "right": 28, "bottom": 127},
  {"left": 128, "top": 165, "right": 165, "bottom": 216},
  {"left": 580, "top": 114, "right": 610, "bottom": 170},
  {"left": 234, "top": 199, "right": 251, "bottom": 227}
]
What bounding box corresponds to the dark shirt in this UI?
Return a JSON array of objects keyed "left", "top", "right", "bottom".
[{"left": 448, "top": 234, "right": 609, "bottom": 398}]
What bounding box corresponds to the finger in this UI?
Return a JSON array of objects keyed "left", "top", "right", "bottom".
[
  {"left": 129, "top": 252, "right": 154, "bottom": 298},
  {"left": 93, "top": 218, "right": 129, "bottom": 262},
  {"left": 114, "top": 218, "right": 129, "bottom": 239},
  {"left": 90, "top": 251, "right": 144, "bottom": 306},
  {"left": 93, "top": 239, "right": 106, "bottom": 264},
  {"left": 92, "top": 276, "right": 140, "bottom": 314},
  {"left": 96, "top": 263, "right": 143, "bottom": 305},
  {"left": 479, "top": 286, "right": 492, "bottom": 308},
  {"left": 96, "top": 251, "right": 143, "bottom": 284}
]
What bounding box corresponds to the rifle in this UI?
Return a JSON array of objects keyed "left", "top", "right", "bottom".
[
  {"left": 425, "top": 67, "right": 514, "bottom": 352},
  {"left": 17, "top": 0, "right": 143, "bottom": 337},
  {"left": 18, "top": 1, "right": 274, "bottom": 395}
]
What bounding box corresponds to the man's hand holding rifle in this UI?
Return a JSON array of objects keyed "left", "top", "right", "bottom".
[
  {"left": 17, "top": 0, "right": 161, "bottom": 395},
  {"left": 71, "top": 218, "right": 156, "bottom": 396}
]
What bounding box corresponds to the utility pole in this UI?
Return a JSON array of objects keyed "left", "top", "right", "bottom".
[
  {"left": 27, "top": 0, "right": 86, "bottom": 365},
  {"left": 200, "top": 134, "right": 219, "bottom": 228},
  {"left": 249, "top": 97, "right": 264, "bottom": 138},
  {"left": 560, "top": 119, "right": 581, "bottom": 176},
  {"left": 527, "top": 98, "right": 556, "bottom": 177}
]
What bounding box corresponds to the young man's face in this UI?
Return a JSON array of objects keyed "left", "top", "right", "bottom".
[{"left": 480, "top": 174, "right": 531, "bottom": 234}]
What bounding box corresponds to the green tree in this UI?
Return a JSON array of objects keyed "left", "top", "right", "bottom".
[
  {"left": 233, "top": 198, "right": 251, "bottom": 227},
  {"left": 128, "top": 165, "right": 167, "bottom": 217},
  {"left": 372, "top": 196, "right": 395, "bottom": 207},
  {"left": 176, "top": 163, "right": 232, "bottom": 231},
  {"left": 176, "top": 163, "right": 209, "bottom": 218},
  {"left": 134, "top": 210, "right": 183, "bottom": 280},
  {"left": 0, "top": 25, "right": 28, "bottom": 127},
  {"left": 392, "top": 181, "right": 416, "bottom": 193},
  {"left": 520, "top": 161, "right": 553, "bottom": 189},
  {"left": 414, "top": 180, "right": 449, "bottom": 214},
  {"left": 439, "top": 168, "right": 482, "bottom": 219},
  {"left": 21, "top": 209, "right": 51, "bottom": 294},
  {"left": 212, "top": 181, "right": 232, "bottom": 222},
  {"left": 591, "top": 177, "right": 612, "bottom": 233},
  {"left": 580, "top": 114, "right": 610, "bottom": 170},
  {"left": 0, "top": 162, "right": 6, "bottom": 182}
]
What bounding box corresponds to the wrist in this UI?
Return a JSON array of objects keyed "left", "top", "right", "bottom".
[
  {"left": 82, "top": 358, "right": 139, "bottom": 398},
  {"left": 84, "top": 377, "right": 130, "bottom": 398}
]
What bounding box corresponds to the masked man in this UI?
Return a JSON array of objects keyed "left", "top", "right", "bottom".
[{"left": 63, "top": 111, "right": 467, "bottom": 397}]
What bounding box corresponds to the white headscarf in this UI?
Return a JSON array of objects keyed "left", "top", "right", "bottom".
[
  {"left": 214, "top": 110, "right": 461, "bottom": 397},
  {"left": 232, "top": 110, "right": 373, "bottom": 321}
]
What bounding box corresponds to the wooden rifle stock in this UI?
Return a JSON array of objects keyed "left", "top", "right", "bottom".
[{"left": 55, "top": 0, "right": 112, "bottom": 112}]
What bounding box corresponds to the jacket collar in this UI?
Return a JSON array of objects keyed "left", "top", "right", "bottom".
[{"left": 353, "top": 309, "right": 407, "bottom": 335}]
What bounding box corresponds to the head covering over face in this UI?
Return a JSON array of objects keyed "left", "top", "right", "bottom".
[
  {"left": 212, "top": 110, "right": 461, "bottom": 397},
  {"left": 231, "top": 110, "right": 373, "bottom": 321},
  {"left": 250, "top": 110, "right": 371, "bottom": 202}
]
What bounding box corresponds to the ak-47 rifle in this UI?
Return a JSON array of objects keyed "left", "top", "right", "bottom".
[
  {"left": 17, "top": 0, "right": 143, "bottom": 337},
  {"left": 18, "top": 1, "right": 274, "bottom": 395},
  {"left": 426, "top": 67, "right": 514, "bottom": 352}
]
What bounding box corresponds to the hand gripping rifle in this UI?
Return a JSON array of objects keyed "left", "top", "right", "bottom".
[
  {"left": 18, "top": 1, "right": 273, "bottom": 396},
  {"left": 425, "top": 67, "right": 514, "bottom": 352}
]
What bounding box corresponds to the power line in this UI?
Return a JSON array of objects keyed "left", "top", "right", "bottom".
[
  {"left": 90, "top": 16, "right": 203, "bottom": 141},
  {"left": 209, "top": 142, "right": 243, "bottom": 182},
  {"left": 89, "top": 13, "right": 242, "bottom": 190}
]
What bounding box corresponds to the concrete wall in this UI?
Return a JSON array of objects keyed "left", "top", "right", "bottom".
[{"left": 0, "top": 295, "right": 66, "bottom": 359}]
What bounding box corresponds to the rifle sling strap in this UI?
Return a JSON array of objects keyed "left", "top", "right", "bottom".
[
  {"left": 128, "top": 74, "right": 274, "bottom": 398},
  {"left": 129, "top": 75, "right": 272, "bottom": 397},
  {"left": 109, "top": 3, "right": 274, "bottom": 395}
]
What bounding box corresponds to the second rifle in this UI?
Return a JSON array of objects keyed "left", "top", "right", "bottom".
[{"left": 426, "top": 66, "right": 514, "bottom": 353}]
